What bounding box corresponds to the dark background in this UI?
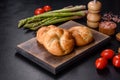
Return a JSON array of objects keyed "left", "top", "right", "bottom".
[{"left": 0, "top": 0, "right": 120, "bottom": 80}]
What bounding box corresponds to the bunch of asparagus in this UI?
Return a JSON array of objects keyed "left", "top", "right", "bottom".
[{"left": 18, "top": 5, "right": 87, "bottom": 30}]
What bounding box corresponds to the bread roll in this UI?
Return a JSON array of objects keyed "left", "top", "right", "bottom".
[
  {"left": 36, "top": 25, "right": 75, "bottom": 56},
  {"left": 36, "top": 25, "right": 56, "bottom": 44},
  {"left": 69, "top": 26, "right": 93, "bottom": 46}
]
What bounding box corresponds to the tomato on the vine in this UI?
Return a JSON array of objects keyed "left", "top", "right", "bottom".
[
  {"left": 112, "top": 54, "right": 120, "bottom": 68},
  {"left": 101, "top": 49, "right": 115, "bottom": 60},
  {"left": 43, "top": 5, "right": 52, "bottom": 12},
  {"left": 95, "top": 57, "right": 108, "bottom": 70},
  {"left": 34, "top": 8, "right": 45, "bottom": 15}
]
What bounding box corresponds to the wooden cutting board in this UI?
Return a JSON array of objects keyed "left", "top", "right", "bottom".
[{"left": 17, "top": 20, "right": 110, "bottom": 74}]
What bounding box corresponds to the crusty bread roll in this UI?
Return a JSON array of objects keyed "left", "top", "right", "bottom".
[
  {"left": 36, "top": 25, "right": 75, "bottom": 56},
  {"left": 69, "top": 26, "right": 94, "bottom": 46},
  {"left": 36, "top": 25, "right": 56, "bottom": 44}
]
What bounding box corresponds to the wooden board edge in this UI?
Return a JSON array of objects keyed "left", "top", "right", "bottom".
[
  {"left": 16, "top": 20, "right": 111, "bottom": 75},
  {"left": 16, "top": 47, "right": 57, "bottom": 74},
  {"left": 55, "top": 36, "right": 111, "bottom": 74}
]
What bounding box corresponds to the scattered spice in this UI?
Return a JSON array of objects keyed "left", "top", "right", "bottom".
[{"left": 102, "top": 12, "right": 120, "bottom": 23}]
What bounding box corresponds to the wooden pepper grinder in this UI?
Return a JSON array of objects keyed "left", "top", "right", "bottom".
[{"left": 87, "top": 0, "right": 102, "bottom": 28}]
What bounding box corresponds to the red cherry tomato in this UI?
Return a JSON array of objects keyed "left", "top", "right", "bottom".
[
  {"left": 112, "top": 55, "right": 120, "bottom": 68},
  {"left": 43, "top": 5, "right": 52, "bottom": 12},
  {"left": 95, "top": 57, "right": 108, "bottom": 70},
  {"left": 101, "top": 49, "right": 114, "bottom": 60},
  {"left": 34, "top": 8, "right": 44, "bottom": 15}
]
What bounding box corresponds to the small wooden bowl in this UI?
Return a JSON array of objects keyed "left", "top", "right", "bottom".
[{"left": 99, "top": 21, "right": 117, "bottom": 36}]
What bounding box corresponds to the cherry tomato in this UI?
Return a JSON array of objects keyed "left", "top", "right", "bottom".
[
  {"left": 112, "top": 55, "right": 120, "bottom": 68},
  {"left": 43, "top": 5, "right": 52, "bottom": 12},
  {"left": 34, "top": 8, "right": 44, "bottom": 15},
  {"left": 101, "top": 49, "right": 114, "bottom": 60},
  {"left": 95, "top": 57, "right": 108, "bottom": 70}
]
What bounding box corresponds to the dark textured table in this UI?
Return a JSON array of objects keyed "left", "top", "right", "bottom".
[{"left": 0, "top": 0, "right": 120, "bottom": 80}]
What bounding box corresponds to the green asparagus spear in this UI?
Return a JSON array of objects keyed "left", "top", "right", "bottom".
[
  {"left": 26, "top": 17, "right": 44, "bottom": 23},
  {"left": 35, "top": 10, "right": 87, "bottom": 17},
  {"left": 18, "top": 5, "right": 86, "bottom": 28},
  {"left": 49, "top": 5, "right": 86, "bottom": 13},
  {"left": 18, "top": 16, "right": 43, "bottom": 28},
  {"left": 24, "top": 17, "right": 58, "bottom": 28},
  {"left": 18, "top": 19, "right": 27, "bottom": 28},
  {"left": 18, "top": 10, "right": 87, "bottom": 28},
  {"left": 29, "top": 16, "right": 82, "bottom": 30}
]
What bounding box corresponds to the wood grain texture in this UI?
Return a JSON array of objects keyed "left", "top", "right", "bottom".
[{"left": 17, "top": 20, "right": 110, "bottom": 74}]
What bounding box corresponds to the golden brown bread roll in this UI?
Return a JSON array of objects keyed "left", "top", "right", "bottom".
[
  {"left": 36, "top": 25, "right": 75, "bottom": 56},
  {"left": 69, "top": 26, "right": 94, "bottom": 46},
  {"left": 36, "top": 27, "right": 48, "bottom": 44},
  {"left": 36, "top": 25, "right": 56, "bottom": 44}
]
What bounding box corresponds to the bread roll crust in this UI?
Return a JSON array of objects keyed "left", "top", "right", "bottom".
[
  {"left": 36, "top": 25, "right": 56, "bottom": 44},
  {"left": 69, "top": 26, "right": 93, "bottom": 46},
  {"left": 36, "top": 25, "right": 75, "bottom": 56},
  {"left": 36, "top": 27, "right": 48, "bottom": 44}
]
